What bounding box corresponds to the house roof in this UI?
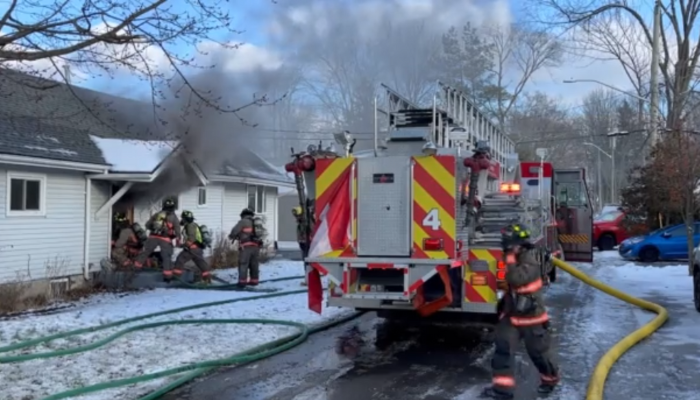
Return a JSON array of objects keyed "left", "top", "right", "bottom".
[
  {"left": 0, "top": 69, "right": 292, "bottom": 184},
  {"left": 89, "top": 135, "right": 178, "bottom": 173}
]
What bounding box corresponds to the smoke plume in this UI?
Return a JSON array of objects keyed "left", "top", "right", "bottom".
[{"left": 131, "top": 56, "right": 297, "bottom": 198}]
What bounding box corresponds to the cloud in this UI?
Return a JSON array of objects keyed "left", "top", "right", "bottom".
[
  {"left": 196, "top": 42, "right": 283, "bottom": 73},
  {"left": 267, "top": 0, "right": 512, "bottom": 42}
]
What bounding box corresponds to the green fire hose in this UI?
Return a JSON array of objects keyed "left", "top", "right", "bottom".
[{"left": 0, "top": 275, "right": 362, "bottom": 400}]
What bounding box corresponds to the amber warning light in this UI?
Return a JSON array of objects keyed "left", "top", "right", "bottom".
[{"left": 500, "top": 182, "right": 521, "bottom": 194}]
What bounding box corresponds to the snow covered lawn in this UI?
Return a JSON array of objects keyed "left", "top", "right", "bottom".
[{"left": 0, "top": 260, "right": 352, "bottom": 400}]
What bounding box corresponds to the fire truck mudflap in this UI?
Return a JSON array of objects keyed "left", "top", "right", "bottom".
[{"left": 306, "top": 154, "right": 499, "bottom": 317}]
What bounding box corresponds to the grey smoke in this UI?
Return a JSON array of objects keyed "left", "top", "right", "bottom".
[
  {"left": 262, "top": 0, "right": 511, "bottom": 147},
  {"left": 131, "top": 60, "right": 297, "bottom": 198}
]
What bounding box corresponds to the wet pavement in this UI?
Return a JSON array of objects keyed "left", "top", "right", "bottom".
[{"left": 161, "top": 252, "right": 700, "bottom": 400}]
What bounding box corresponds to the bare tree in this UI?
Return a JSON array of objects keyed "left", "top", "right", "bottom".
[
  {"left": 536, "top": 0, "right": 700, "bottom": 129},
  {"left": 573, "top": 11, "right": 651, "bottom": 124},
  {"left": 0, "top": 0, "right": 266, "bottom": 113},
  {"left": 481, "top": 23, "right": 563, "bottom": 128},
  {"left": 579, "top": 89, "right": 620, "bottom": 204},
  {"left": 508, "top": 91, "right": 579, "bottom": 165}
]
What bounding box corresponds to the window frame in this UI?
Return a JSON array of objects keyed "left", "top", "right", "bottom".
[
  {"left": 6, "top": 171, "right": 47, "bottom": 217},
  {"left": 197, "top": 186, "right": 207, "bottom": 208},
  {"left": 246, "top": 184, "right": 267, "bottom": 213}
]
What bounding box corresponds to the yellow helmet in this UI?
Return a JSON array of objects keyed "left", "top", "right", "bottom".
[{"left": 292, "top": 206, "right": 303, "bottom": 216}]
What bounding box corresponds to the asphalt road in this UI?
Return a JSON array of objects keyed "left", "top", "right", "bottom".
[
  {"left": 161, "top": 266, "right": 587, "bottom": 400},
  {"left": 161, "top": 254, "right": 700, "bottom": 400}
]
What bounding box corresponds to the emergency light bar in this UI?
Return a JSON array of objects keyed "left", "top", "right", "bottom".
[{"left": 500, "top": 182, "right": 521, "bottom": 193}]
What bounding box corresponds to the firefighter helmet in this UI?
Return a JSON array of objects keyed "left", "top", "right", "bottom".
[
  {"left": 292, "top": 206, "right": 303, "bottom": 216},
  {"left": 180, "top": 210, "right": 195, "bottom": 222},
  {"left": 162, "top": 198, "right": 176, "bottom": 210},
  {"left": 501, "top": 222, "right": 531, "bottom": 250},
  {"left": 240, "top": 208, "right": 255, "bottom": 218}
]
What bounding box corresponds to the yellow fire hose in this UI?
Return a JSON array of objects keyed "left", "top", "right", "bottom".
[{"left": 551, "top": 258, "right": 669, "bottom": 400}]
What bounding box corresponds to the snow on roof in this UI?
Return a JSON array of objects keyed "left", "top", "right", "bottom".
[{"left": 90, "top": 135, "right": 178, "bottom": 173}]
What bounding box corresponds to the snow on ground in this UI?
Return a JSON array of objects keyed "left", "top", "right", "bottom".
[
  {"left": 555, "top": 252, "right": 700, "bottom": 400},
  {"left": 0, "top": 260, "right": 353, "bottom": 400}
]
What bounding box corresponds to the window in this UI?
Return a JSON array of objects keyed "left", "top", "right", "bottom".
[
  {"left": 197, "top": 187, "right": 207, "bottom": 207},
  {"left": 556, "top": 182, "right": 587, "bottom": 207},
  {"left": 246, "top": 185, "right": 266, "bottom": 213},
  {"left": 664, "top": 226, "right": 687, "bottom": 237},
  {"left": 595, "top": 211, "right": 622, "bottom": 222},
  {"left": 7, "top": 172, "right": 46, "bottom": 216}
]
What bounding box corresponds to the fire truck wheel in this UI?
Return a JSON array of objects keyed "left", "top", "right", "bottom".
[
  {"left": 693, "top": 267, "right": 700, "bottom": 313},
  {"left": 638, "top": 246, "right": 660, "bottom": 263},
  {"left": 597, "top": 234, "right": 617, "bottom": 251}
]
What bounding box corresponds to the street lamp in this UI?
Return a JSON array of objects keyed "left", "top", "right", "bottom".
[
  {"left": 583, "top": 142, "right": 613, "bottom": 209},
  {"left": 563, "top": 79, "right": 648, "bottom": 103}
]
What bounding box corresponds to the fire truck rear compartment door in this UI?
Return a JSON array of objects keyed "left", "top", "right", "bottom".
[{"left": 356, "top": 156, "right": 411, "bottom": 256}]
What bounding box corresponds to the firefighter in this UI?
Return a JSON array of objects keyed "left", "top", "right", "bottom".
[
  {"left": 229, "top": 208, "right": 261, "bottom": 287},
  {"left": 111, "top": 213, "right": 143, "bottom": 268},
  {"left": 134, "top": 198, "right": 181, "bottom": 281},
  {"left": 174, "top": 210, "right": 212, "bottom": 283},
  {"left": 480, "top": 223, "right": 559, "bottom": 399},
  {"left": 292, "top": 206, "right": 309, "bottom": 286}
]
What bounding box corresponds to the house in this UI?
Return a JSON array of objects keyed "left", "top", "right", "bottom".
[{"left": 0, "top": 70, "right": 294, "bottom": 285}]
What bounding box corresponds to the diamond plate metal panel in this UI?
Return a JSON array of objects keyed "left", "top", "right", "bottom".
[{"left": 356, "top": 156, "right": 411, "bottom": 256}]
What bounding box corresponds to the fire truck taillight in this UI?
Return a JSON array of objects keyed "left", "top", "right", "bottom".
[
  {"left": 423, "top": 238, "right": 443, "bottom": 251},
  {"left": 496, "top": 260, "right": 506, "bottom": 280},
  {"left": 500, "top": 182, "right": 521, "bottom": 194}
]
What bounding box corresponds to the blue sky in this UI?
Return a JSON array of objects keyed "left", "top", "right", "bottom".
[{"left": 69, "top": 0, "right": 662, "bottom": 106}]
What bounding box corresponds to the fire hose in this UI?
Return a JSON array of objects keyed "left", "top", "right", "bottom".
[
  {"left": 0, "top": 275, "right": 363, "bottom": 400},
  {"left": 551, "top": 258, "right": 669, "bottom": 400}
]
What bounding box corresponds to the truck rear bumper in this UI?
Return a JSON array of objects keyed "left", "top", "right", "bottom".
[{"left": 307, "top": 256, "right": 496, "bottom": 315}]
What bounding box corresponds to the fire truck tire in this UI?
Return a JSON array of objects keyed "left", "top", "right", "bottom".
[
  {"left": 597, "top": 234, "right": 616, "bottom": 251},
  {"left": 0, "top": 276, "right": 364, "bottom": 400},
  {"left": 693, "top": 266, "right": 700, "bottom": 313},
  {"left": 638, "top": 246, "right": 660, "bottom": 263},
  {"left": 551, "top": 258, "right": 668, "bottom": 400}
]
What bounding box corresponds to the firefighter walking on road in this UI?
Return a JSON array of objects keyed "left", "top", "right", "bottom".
[
  {"left": 229, "top": 208, "right": 261, "bottom": 287},
  {"left": 134, "top": 198, "right": 181, "bottom": 281},
  {"left": 292, "top": 206, "right": 309, "bottom": 286},
  {"left": 174, "top": 210, "right": 213, "bottom": 283},
  {"left": 480, "top": 223, "right": 560, "bottom": 399}
]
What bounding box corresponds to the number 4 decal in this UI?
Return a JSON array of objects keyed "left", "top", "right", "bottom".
[{"left": 422, "top": 208, "right": 441, "bottom": 231}]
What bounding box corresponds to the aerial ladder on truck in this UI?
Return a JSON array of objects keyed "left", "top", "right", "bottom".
[{"left": 284, "top": 82, "right": 593, "bottom": 324}]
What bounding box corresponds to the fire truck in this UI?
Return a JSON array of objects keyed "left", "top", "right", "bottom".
[{"left": 285, "top": 83, "right": 593, "bottom": 323}]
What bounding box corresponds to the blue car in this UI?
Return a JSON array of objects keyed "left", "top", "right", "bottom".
[{"left": 619, "top": 222, "right": 700, "bottom": 262}]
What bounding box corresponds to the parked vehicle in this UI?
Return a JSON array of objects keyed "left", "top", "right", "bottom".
[
  {"left": 594, "top": 204, "right": 621, "bottom": 220},
  {"left": 593, "top": 208, "right": 626, "bottom": 251},
  {"left": 619, "top": 223, "right": 700, "bottom": 262}
]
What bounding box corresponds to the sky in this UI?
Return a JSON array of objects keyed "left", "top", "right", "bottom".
[{"left": 3, "top": 0, "right": 659, "bottom": 112}]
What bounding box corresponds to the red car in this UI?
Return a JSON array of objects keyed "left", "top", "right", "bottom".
[{"left": 593, "top": 207, "right": 630, "bottom": 251}]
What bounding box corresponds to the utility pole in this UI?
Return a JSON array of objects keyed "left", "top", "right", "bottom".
[
  {"left": 596, "top": 150, "right": 602, "bottom": 209},
  {"left": 610, "top": 136, "right": 617, "bottom": 202},
  {"left": 649, "top": 0, "right": 661, "bottom": 147}
]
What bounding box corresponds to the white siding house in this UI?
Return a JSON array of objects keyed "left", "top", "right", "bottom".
[
  {"left": 0, "top": 71, "right": 294, "bottom": 285},
  {"left": 0, "top": 150, "right": 293, "bottom": 284}
]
